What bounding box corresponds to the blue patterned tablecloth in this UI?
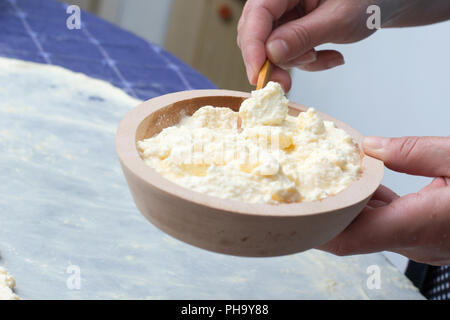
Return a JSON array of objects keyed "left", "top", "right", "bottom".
[{"left": 0, "top": 0, "right": 215, "bottom": 100}]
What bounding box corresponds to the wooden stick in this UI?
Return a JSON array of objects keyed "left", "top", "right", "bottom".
[{"left": 256, "top": 59, "right": 273, "bottom": 90}]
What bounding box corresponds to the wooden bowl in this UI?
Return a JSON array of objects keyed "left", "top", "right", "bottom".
[{"left": 115, "top": 90, "right": 384, "bottom": 257}]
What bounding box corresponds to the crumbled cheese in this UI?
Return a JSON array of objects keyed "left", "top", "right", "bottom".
[
  {"left": 239, "top": 81, "right": 289, "bottom": 126},
  {"left": 137, "top": 81, "right": 361, "bottom": 204},
  {"left": 0, "top": 266, "right": 20, "bottom": 300}
]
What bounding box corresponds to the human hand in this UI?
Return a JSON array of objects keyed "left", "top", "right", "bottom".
[
  {"left": 237, "top": 0, "right": 388, "bottom": 91},
  {"left": 318, "top": 136, "right": 450, "bottom": 266}
]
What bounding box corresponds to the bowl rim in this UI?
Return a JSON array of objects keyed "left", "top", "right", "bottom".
[{"left": 115, "top": 89, "right": 384, "bottom": 218}]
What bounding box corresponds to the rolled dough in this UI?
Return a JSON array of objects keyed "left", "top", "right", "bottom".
[{"left": 0, "top": 57, "right": 141, "bottom": 300}]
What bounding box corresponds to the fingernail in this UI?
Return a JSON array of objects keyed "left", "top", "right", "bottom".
[
  {"left": 363, "top": 136, "right": 387, "bottom": 157},
  {"left": 327, "top": 57, "right": 345, "bottom": 69},
  {"left": 267, "top": 39, "right": 289, "bottom": 64},
  {"left": 245, "top": 61, "right": 259, "bottom": 85},
  {"left": 297, "top": 50, "right": 317, "bottom": 64},
  {"left": 245, "top": 64, "right": 255, "bottom": 84}
]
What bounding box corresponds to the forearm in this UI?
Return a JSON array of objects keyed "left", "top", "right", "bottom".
[{"left": 382, "top": 0, "right": 450, "bottom": 28}]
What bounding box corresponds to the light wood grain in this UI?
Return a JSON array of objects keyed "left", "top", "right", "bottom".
[{"left": 165, "top": 0, "right": 252, "bottom": 91}]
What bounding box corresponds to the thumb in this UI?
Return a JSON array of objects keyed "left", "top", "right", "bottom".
[
  {"left": 265, "top": 7, "right": 332, "bottom": 64},
  {"left": 363, "top": 136, "right": 450, "bottom": 178}
]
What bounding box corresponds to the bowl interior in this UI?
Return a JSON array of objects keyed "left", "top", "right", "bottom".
[{"left": 135, "top": 95, "right": 303, "bottom": 142}]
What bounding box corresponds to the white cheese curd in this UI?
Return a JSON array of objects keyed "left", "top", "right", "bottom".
[
  {"left": 137, "top": 81, "right": 361, "bottom": 204},
  {"left": 0, "top": 266, "right": 20, "bottom": 300}
]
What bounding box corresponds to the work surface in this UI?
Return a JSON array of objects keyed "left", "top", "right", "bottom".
[{"left": 0, "top": 0, "right": 423, "bottom": 299}]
